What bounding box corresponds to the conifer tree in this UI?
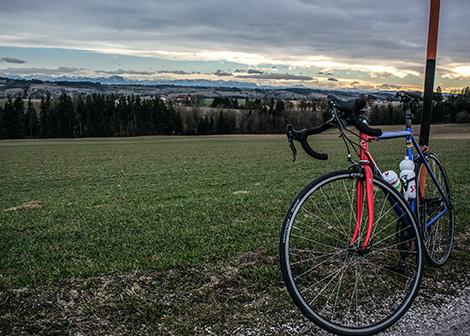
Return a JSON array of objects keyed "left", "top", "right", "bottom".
[
  {"left": 3, "top": 96, "right": 24, "bottom": 139},
  {"left": 39, "top": 93, "right": 51, "bottom": 138},
  {"left": 24, "top": 98, "right": 39, "bottom": 138}
]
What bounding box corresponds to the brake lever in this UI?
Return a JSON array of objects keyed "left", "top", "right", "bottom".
[
  {"left": 286, "top": 124, "right": 298, "bottom": 161},
  {"left": 288, "top": 137, "right": 297, "bottom": 161}
]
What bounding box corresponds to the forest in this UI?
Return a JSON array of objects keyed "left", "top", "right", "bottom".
[{"left": 0, "top": 86, "right": 469, "bottom": 139}]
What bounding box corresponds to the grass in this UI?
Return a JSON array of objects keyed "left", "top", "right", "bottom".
[
  {"left": 1, "top": 132, "right": 470, "bottom": 334},
  {"left": 1, "top": 134, "right": 470, "bottom": 287}
]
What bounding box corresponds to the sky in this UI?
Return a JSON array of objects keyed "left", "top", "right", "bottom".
[{"left": 0, "top": 0, "right": 469, "bottom": 91}]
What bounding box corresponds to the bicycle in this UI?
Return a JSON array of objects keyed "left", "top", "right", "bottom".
[{"left": 279, "top": 92, "right": 454, "bottom": 335}]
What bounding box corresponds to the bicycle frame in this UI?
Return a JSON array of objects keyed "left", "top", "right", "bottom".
[{"left": 352, "top": 128, "right": 451, "bottom": 250}]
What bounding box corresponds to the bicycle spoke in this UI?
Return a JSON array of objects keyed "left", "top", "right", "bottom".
[
  {"left": 301, "top": 264, "right": 349, "bottom": 295},
  {"left": 372, "top": 202, "right": 401, "bottom": 237},
  {"left": 294, "top": 250, "right": 347, "bottom": 280},
  {"left": 342, "top": 179, "right": 356, "bottom": 234},
  {"left": 361, "top": 258, "right": 414, "bottom": 281},
  {"left": 329, "top": 181, "right": 353, "bottom": 237},
  {"left": 372, "top": 218, "right": 409, "bottom": 247},
  {"left": 290, "top": 249, "right": 344, "bottom": 266},
  {"left": 291, "top": 233, "right": 342, "bottom": 251},
  {"left": 298, "top": 207, "right": 350, "bottom": 241},
  {"left": 360, "top": 257, "right": 411, "bottom": 290},
  {"left": 372, "top": 249, "right": 418, "bottom": 268},
  {"left": 293, "top": 221, "right": 344, "bottom": 244},
  {"left": 331, "top": 260, "right": 349, "bottom": 321},
  {"left": 309, "top": 264, "right": 349, "bottom": 305},
  {"left": 371, "top": 238, "right": 417, "bottom": 254},
  {"left": 320, "top": 188, "right": 350, "bottom": 237}
]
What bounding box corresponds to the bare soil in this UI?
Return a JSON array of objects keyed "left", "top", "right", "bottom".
[{"left": 1, "top": 233, "right": 469, "bottom": 336}]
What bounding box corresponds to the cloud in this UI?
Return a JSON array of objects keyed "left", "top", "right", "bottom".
[
  {"left": 237, "top": 73, "right": 314, "bottom": 81},
  {"left": 96, "top": 69, "right": 154, "bottom": 75},
  {"left": 234, "top": 68, "right": 264, "bottom": 74},
  {"left": 452, "top": 65, "right": 470, "bottom": 76},
  {"left": 246, "top": 69, "right": 264, "bottom": 75},
  {"left": 57, "top": 66, "right": 83, "bottom": 72},
  {"left": 214, "top": 70, "right": 232, "bottom": 77},
  {"left": 156, "top": 70, "right": 193, "bottom": 75},
  {"left": 0, "top": 1, "right": 468, "bottom": 70},
  {"left": 0, "top": 66, "right": 81, "bottom": 75},
  {"left": 441, "top": 65, "right": 470, "bottom": 80},
  {"left": 1, "top": 57, "right": 26, "bottom": 64},
  {"left": 377, "top": 83, "right": 402, "bottom": 90}
]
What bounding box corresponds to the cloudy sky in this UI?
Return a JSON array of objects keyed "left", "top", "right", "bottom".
[{"left": 0, "top": 0, "right": 469, "bottom": 90}]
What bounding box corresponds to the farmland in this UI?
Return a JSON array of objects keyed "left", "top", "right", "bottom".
[{"left": 1, "top": 127, "right": 470, "bottom": 335}]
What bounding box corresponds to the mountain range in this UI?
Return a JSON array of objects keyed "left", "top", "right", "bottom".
[{"left": 0, "top": 74, "right": 398, "bottom": 100}]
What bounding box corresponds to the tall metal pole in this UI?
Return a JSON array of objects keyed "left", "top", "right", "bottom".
[{"left": 420, "top": 0, "right": 441, "bottom": 147}]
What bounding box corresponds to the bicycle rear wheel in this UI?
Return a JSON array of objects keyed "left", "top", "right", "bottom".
[
  {"left": 280, "top": 170, "right": 423, "bottom": 336},
  {"left": 416, "top": 153, "right": 455, "bottom": 267}
]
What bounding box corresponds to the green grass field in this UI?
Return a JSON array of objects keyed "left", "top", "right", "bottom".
[{"left": 1, "top": 132, "right": 470, "bottom": 334}]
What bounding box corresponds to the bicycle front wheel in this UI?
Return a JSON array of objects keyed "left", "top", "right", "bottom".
[{"left": 280, "top": 170, "right": 423, "bottom": 336}]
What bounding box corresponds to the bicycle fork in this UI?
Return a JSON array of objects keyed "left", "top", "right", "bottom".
[{"left": 350, "top": 133, "right": 375, "bottom": 252}]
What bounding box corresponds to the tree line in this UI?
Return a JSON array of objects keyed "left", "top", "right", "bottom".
[
  {"left": 0, "top": 94, "right": 182, "bottom": 139},
  {"left": 0, "top": 87, "right": 469, "bottom": 139}
]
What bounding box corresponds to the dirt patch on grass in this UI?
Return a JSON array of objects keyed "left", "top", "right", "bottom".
[
  {"left": 0, "top": 250, "right": 283, "bottom": 335},
  {"left": 4, "top": 201, "right": 43, "bottom": 212},
  {"left": 232, "top": 190, "right": 249, "bottom": 196},
  {"left": 1, "top": 236, "right": 469, "bottom": 335}
]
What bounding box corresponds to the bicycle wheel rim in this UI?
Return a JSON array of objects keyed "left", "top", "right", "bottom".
[{"left": 280, "top": 171, "right": 423, "bottom": 335}]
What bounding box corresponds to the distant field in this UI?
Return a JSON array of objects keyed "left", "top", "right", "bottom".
[{"left": 1, "top": 125, "right": 470, "bottom": 334}]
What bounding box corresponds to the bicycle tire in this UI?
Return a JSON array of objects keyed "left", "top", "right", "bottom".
[
  {"left": 416, "top": 153, "right": 455, "bottom": 267},
  {"left": 280, "top": 170, "right": 424, "bottom": 335}
]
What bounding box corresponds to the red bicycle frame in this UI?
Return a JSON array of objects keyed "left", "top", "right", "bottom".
[{"left": 350, "top": 132, "right": 378, "bottom": 251}]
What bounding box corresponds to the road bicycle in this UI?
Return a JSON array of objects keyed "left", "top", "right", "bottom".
[{"left": 279, "top": 92, "right": 454, "bottom": 335}]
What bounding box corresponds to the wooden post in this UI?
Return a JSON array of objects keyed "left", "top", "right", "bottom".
[
  {"left": 419, "top": 0, "right": 441, "bottom": 199},
  {"left": 420, "top": 0, "right": 441, "bottom": 147}
]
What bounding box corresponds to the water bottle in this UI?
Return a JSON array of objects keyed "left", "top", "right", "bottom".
[
  {"left": 382, "top": 170, "right": 401, "bottom": 192},
  {"left": 399, "top": 157, "right": 416, "bottom": 200}
]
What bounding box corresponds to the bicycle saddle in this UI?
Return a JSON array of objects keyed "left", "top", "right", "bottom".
[{"left": 327, "top": 95, "right": 366, "bottom": 115}]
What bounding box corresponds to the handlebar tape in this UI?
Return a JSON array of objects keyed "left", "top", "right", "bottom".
[
  {"left": 350, "top": 116, "right": 383, "bottom": 137},
  {"left": 304, "top": 122, "right": 333, "bottom": 136},
  {"left": 299, "top": 139, "right": 328, "bottom": 160}
]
